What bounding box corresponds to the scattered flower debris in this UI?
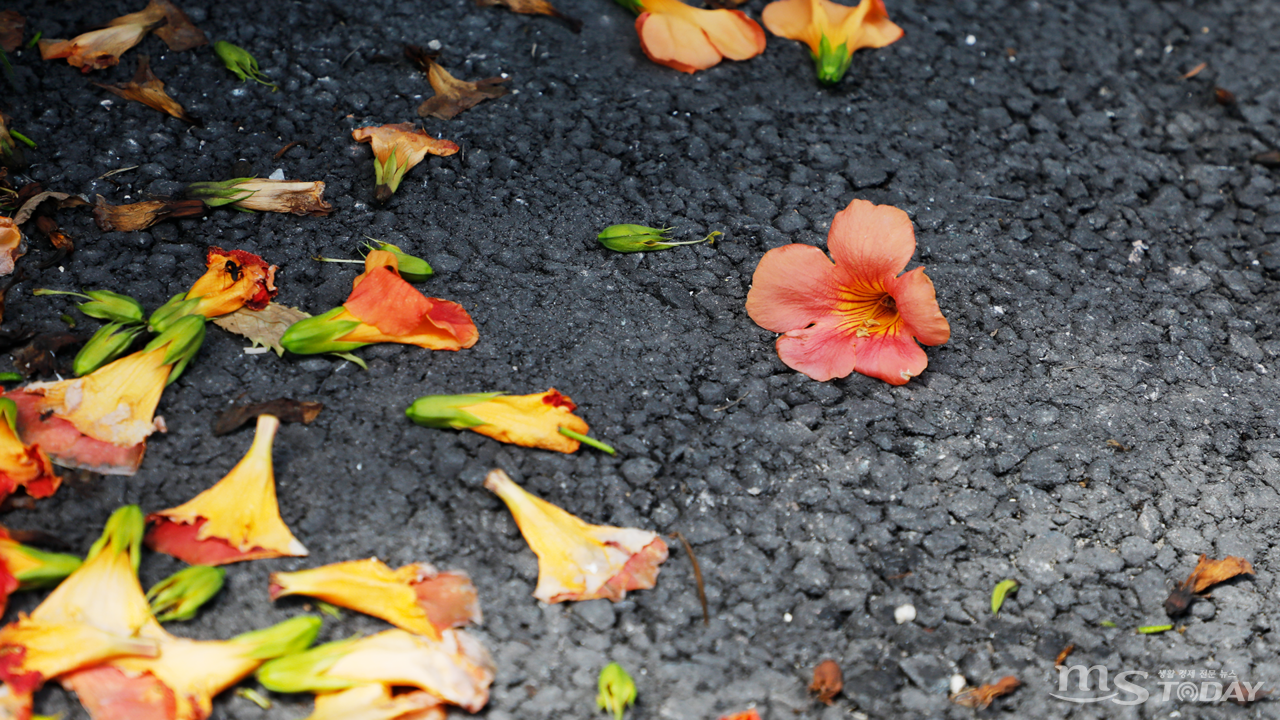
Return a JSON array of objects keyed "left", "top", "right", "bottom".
[
  {"left": 0, "top": 524, "right": 80, "bottom": 615},
  {"left": 150, "top": 247, "right": 278, "bottom": 332},
  {"left": 485, "top": 469, "right": 669, "bottom": 603},
  {"left": 406, "top": 389, "right": 598, "bottom": 454},
  {"left": 213, "top": 398, "right": 322, "bottom": 436},
  {"left": 746, "top": 199, "right": 951, "bottom": 384},
  {"left": 281, "top": 249, "right": 477, "bottom": 355},
  {"left": 762, "top": 0, "right": 903, "bottom": 84},
  {"left": 92, "top": 195, "right": 206, "bottom": 232},
  {"left": 1054, "top": 644, "right": 1075, "bottom": 668},
  {"left": 146, "top": 414, "right": 309, "bottom": 564},
  {"left": 213, "top": 40, "right": 277, "bottom": 89},
  {"left": 32, "top": 288, "right": 145, "bottom": 324},
  {"left": 476, "top": 0, "right": 584, "bottom": 33},
  {"left": 303, "top": 683, "right": 443, "bottom": 720},
  {"left": 597, "top": 662, "right": 637, "bottom": 720},
  {"left": 809, "top": 659, "right": 843, "bottom": 705},
  {"left": 0, "top": 11, "right": 23, "bottom": 53},
  {"left": 0, "top": 215, "right": 21, "bottom": 276},
  {"left": 1165, "top": 554, "right": 1255, "bottom": 617},
  {"left": 146, "top": 564, "right": 225, "bottom": 622},
  {"left": 256, "top": 628, "right": 496, "bottom": 713},
  {"left": 0, "top": 397, "right": 61, "bottom": 504},
  {"left": 406, "top": 46, "right": 509, "bottom": 120},
  {"left": 1138, "top": 624, "right": 1173, "bottom": 634},
  {"left": 616, "top": 0, "right": 766, "bottom": 74},
  {"left": 9, "top": 332, "right": 80, "bottom": 378},
  {"left": 187, "top": 178, "right": 332, "bottom": 216},
  {"left": 669, "top": 530, "right": 708, "bottom": 625},
  {"left": 1254, "top": 150, "right": 1280, "bottom": 168},
  {"left": 269, "top": 558, "right": 481, "bottom": 640},
  {"left": 351, "top": 123, "right": 459, "bottom": 202},
  {"left": 597, "top": 224, "right": 719, "bottom": 253},
  {"left": 38, "top": 0, "right": 204, "bottom": 72},
  {"left": 95, "top": 55, "right": 201, "bottom": 126},
  {"left": 13, "top": 190, "right": 86, "bottom": 227},
  {"left": 991, "top": 578, "right": 1019, "bottom": 615},
  {"left": 718, "top": 710, "right": 762, "bottom": 720},
  {"left": 952, "top": 675, "right": 1019, "bottom": 709},
  {"left": 213, "top": 302, "right": 310, "bottom": 356}
]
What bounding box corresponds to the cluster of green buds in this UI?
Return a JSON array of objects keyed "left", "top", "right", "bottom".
[
  {"left": 146, "top": 565, "right": 226, "bottom": 622},
  {"left": 213, "top": 41, "right": 278, "bottom": 90},
  {"left": 597, "top": 224, "right": 720, "bottom": 253},
  {"left": 314, "top": 239, "right": 433, "bottom": 282},
  {"left": 34, "top": 288, "right": 149, "bottom": 375},
  {"left": 146, "top": 314, "right": 208, "bottom": 385},
  {"left": 597, "top": 662, "right": 637, "bottom": 720},
  {"left": 149, "top": 292, "right": 202, "bottom": 334}
]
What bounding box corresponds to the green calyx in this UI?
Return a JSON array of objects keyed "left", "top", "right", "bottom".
[
  {"left": 812, "top": 35, "right": 853, "bottom": 85},
  {"left": 597, "top": 662, "right": 637, "bottom": 720},
  {"left": 6, "top": 544, "right": 82, "bottom": 590},
  {"left": 232, "top": 616, "right": 322, "bottom": 660},
  {"left": 186, "top": 177, "right": 259, "bottom": 208},
  {"left": 0, "top": 397, "right": 15, "bottom": 434},
  {"left": 405, "top": 392, "right": 505, "bottom": 429},
  {"left": 213, "top": 41, "right": 278, "bottom": 90},
  {"left": 148, "top": 292, "right": 203, "bottom": 334},
  {"left": 86, "top": 505, "right": 145, "bottom": 572},
  {"left": 373, "top": 146, "right": 407, "bottom": 202},
  {"left": 144, "top": 314, "right": 207, "bottom": 385},
  {"left": 366, "top": 238, "right": 433, "bottom": 281},
  {"left": 597, "top": 224, "right": 719, "bottom": 253},
  {"left": 279, "top": 307, "right": 367, "bottom": 355},
  {"left": 33, "top": 288, "right": 145, "bottom": 324},
  {"left": 256, "top": 635, "right": 363, "bottom": 693},
  {"left": 612, "top": 0, "right": 645, "bottom": 14},
  {"left": 146, "top": 565, "right": 226, "bottom": 622},
  {"left": 75, "top": 322, "right": 146, "bottom": 377}
]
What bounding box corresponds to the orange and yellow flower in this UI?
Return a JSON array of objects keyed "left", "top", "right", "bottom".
[
  {"left": 745, "top": 199, "right": 949, "bottom": 384},
  {"left": 0, "top": 526, "right": 79, "bottom": 617},
  {"left": 484, "top": 469, "right": 668, "bottom": 603},
  {"left": 619, "top": 0, "right": 766, "bottom": 73},
  {"left": 351, "top": 124, "right": 459, "bottom": 202},
  {"left": 0, "top": 399, "right": 61, "bottom": 505},
  {"left": 0, "top": 216, "right": 22, "bottom": 277},
  {"left": 281, "top": 250, "right": 478, "bottom": 355},
  {"left": 150, "top": 247, "right": 278, "bottom": 332},
  {"left": 406, "top": 389, "right": 591, "bottom": 454},
  {"left": 761, "top": 0, "right": 902, "bottom": 84},
  {"left": 38, "top": 2, "right": 165, "bottom": 72},
  {"left": 10, "top": 315, "right": 206, "bottom": 474},
  {"left": 146, "top": 414, "right": 308, "bottom": 565},
  {"left": 269, "top": 559, "right": 480, "bottom": 641}
]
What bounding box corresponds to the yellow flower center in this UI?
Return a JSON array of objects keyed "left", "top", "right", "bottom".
[{"left": 836, "top": 286, "right": 902, "bottom": 338}]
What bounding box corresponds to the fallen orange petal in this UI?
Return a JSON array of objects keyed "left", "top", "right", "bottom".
[
  {"left": 633, "top": 0, "right": 765, "bottom": 73},
  {"left": 339, "top": 250, "right": 477, "bottom": 350},
  {"left": 0, "top": 216, "right": 22, "bottom": 277}
]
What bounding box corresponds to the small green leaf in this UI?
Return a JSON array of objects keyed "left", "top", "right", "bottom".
[
  {"left": 991, "top": 579, "right": 1019, "bottom": 615},
  {"left": 1099, "top": 620, "right": 1117, "bottom": 628},
  {"left": 0, "top": 372, "right": 22, "bottom": 382},
  {"left": 597, "top": 662, "right": 637, "bottom": 720},
  {"left": 235, "top": 687, "right": 272, "bottom": 709},
  {"left": 1137, "top": 624, "right": 1173, "bottom": 634}
]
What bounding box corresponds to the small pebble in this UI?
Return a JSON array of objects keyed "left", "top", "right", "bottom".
[
  {"left": 950, "top": 674, "right": 967, "bottom": 695},
  {"left": 894, "top": 604, "right": 916, "bottom": 625}
]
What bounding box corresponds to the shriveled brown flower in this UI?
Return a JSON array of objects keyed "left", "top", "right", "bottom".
[
  {"left": 38, "top": 0, "right": 205, "bottom": 73},
  {"left": 1165, "top": 554, "right": 1255, "bottom": 617},
  {"left": 406, "top": 46, "right": 508, "bottom": 121},
  {"left": 148, "top": 0, "right": 207, "bottom": 52},
  {"left": 186, "top": 178, "right": 332, "bottom": 216},
  {"left": 93, "top": 195, "right": 206, "bottom": 232},
  {"left": 0, "top": 216, "right": 23, "bottom": 277},
  {"left": 474, "top": 0, "right": 582, "bottom": 33},
  {"left": 352, "top": 123, "right": 459, "bottom": 202},
  {"left": 96, "top": 55, "right": 201, "bottom": 126},
  {"left": 809, "top": 659, "right": 842, "bottom": 705},
  {"left": 952, "top": 676, "right": 1020, "bottom": 709},
  {"left": 0, "top": 10, "right": 24, "bottom": 53}
]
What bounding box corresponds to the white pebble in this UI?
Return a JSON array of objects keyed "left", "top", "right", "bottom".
[
  {"left": 269, "top": 168, "right": 285, "bottom": 180},
  {"left": 950, "top": 674, "right": 967, "bottom": 695},
  {"left": 965, "top": 35, "right": 976, "bottom": 45},
  {"left": 783, "top": 612, "right": 793, "bottom": 622},
  {"left": 894, "top": 604, "right": 916, "bottom": 624}
]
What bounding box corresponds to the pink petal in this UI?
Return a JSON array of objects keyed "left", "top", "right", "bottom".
[
  {"left": 827, "top": 199, "right": 916, "bottom": 285},
  {"left": 889, "top": 266, "right": 951, "bottom": 346},
  {"left": 774, "top": 315, "right": 860, "bottom": 382},
  {"left": 745, "top": 243, "right": 842, "bottom": 333},
  {"left": 846, "top": 331, "right": 930, "bottom": 385}
]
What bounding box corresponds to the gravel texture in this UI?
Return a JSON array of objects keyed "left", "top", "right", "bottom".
[{"left": 4, "top": 0, "right": 1280, "bottom": 718}]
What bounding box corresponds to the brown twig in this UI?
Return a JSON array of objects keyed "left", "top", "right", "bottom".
[
  {"left": 670, "top": 531, "right": 709, "bottom": 626},
  {"left": 274, "top": 141, "right": 301, "bottom": 160}
]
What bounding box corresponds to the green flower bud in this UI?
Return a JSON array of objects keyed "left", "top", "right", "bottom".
[
  {"left": 146, "top": 565, "right": 226, "bottom": 622},
  {"left": 231, "top": 616, "right": 322, "bottom": 660},
  {"left": 405, "top": 392, "right": 504, "bottom": 429},
  {"left": 148, "top": 292, "right": 203, "bottom": 334},
  {"left": 33, "top": 288, "right": 145, "bottom": 324},
  {"left": 213, "top": 41, "right": 277, "bottom": 90},
  {"left": 366, "top": 240, "right": 433, "bottom": 281},
  {"left": 813, "top": 35, "right": 854, "bottom": 86},
  {"left": 86, "top": 505, "right": 145, "bottom": 572},
  {"left": 74, "top": 322, "right": 145, "bottom": 376},
  {"left": 256, "top": 635, "right": 363, "bottom": 693},
  {"left": 0, "top": 397, "right": 15, "bottom": 433},
  {"left": 144, "top": 314, "right": 207, "bottom": 385},
  {"left": 279, "top": 307, "right": 367, "bottom": 355},
  {"left": 0, "top": 540, "right": 81, "bottom": 590},
  {"left": 597, "top": 224, "right": 719, "bottom": 253},
  {"left": 597, "top": 662, "right": 637, "bottom": 720}
]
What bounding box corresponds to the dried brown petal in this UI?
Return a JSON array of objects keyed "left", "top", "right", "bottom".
[
  {"left": 212, "top": 302, "right": 309, "bottom": 355},
  {"left": 1253, "top": 151, "right": 1280, "bottom": 168},
  {"left": 13, "top": 191, "right": 77, "bottom": 226},
  {"left": 12, "top": 333, "right": 81, "bottom": 378},
  {"left": 95, "top": 56, "right": 201, "bottom": 126},
  {"left": 34, "top": 216, "right": 74, "bottom": 268},
  {"left": 213, "top": 399, "right": 323, "bottom": 436},
  {"left": 474, "top": 0, "right": 582, "bottom": 33},
  {"left": 1054, "top": 644, "right": 1075, "bottom": 668},
  {"left": 809, "top": 660, "right": 842, "bottom": 705},
  {"left": 952, "top": 676, "right": 1020, "bottom": 709},
  {"left": 149, "top": 0, "right": 207, "bottom": 52},
  {"left": 0, "top": 11, "right": 24, "bottom": 53},
  {"left": 407, "top": 47, "right": 508, "bottom": 121},
  {"left": 1164, "top": 555, "right": 1254, "bottom": 618},
  {"left": 1214, "top": 87, "right": 1236, "bottom": 106},
  {"left": 92, "top": 195, "right": 205, "bottom": 232},
  {"left": 38, "top": 2, "right": 167, "bottom": 73}
]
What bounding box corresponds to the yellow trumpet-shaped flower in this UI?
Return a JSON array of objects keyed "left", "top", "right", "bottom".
[
  {"left": 147, "top": 414, "right": 308, "bottom": 565},
  {"left": 270, "top": 559, "right": 481, "bottom": 640},
  {"left": 406, "top": 389, "right": 593, "bottom": 454},
  {"left": 484, "top": 469, "right": 668, "bottom": 603},
  {"left": 0, "top": 616, "right": 158, "bottom": 688}
]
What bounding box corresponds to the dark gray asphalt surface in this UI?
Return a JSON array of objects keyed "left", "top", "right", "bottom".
[{"left": 4, "top": 0, "right": 1280, "bottom": 718}]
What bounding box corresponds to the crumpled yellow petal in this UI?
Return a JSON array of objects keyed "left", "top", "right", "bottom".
[
  {"left": 323, "top": 630, "right": 494, "bottom": 713},
  {"left": 305, "top": 683, "right": 445, "bottom": 720},
  {"left": 0, "top": 616, "right": 158, "bottom": 682},
  {"left": 31, "top": 534, "right": 151, "bottom": 635},
  {"left": 25, "top": 347, "right": 171, "bottom": 447},
  {"left": 484, "top": 469, "right": 668, "bottom": 603},
  {"left": 465, "top": 390, "right": 589, "bottom": 453}
]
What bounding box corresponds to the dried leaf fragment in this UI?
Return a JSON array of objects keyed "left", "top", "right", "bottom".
[
  {"left": 214, "top": 398, "right": 322, "bottom": 436},
  {"left": 95, "top": 55, "right": 201, "bottom": 126},
  {"left": 1255, "top": 151, "right": 1280, "bottom": 168},
  {"left": 150, "top": 0, "right": 207, "bottom": 52},
  {"left": 13, "top": 191, "right": 85, "bottom": 227},
  {"left": 809, "top": 660, "right": 842, "bottom": 705},
  {"left": 212, "top": 302, "right": 310, "bottom": 356},
  {"left": 1165, "top": 554, "right": 1254, "bottom": 617},
  {"left": 952, "top": 676, "right": 1019, "bottom": 709},
  {"left": 38, "top": 1, "right": 168, "bottom": 72},
  {"left": 475, "top": 0, "right": 583, "bottom": 33},
  {"left": 0, "top": 11, "right": 23, "bottom": 53},
  {"left": 11, "top": 333, "right": 80, "bottom": 379},
  {"left": 1054, "top": 644, "right": 1074, "bottom": 668},
  {"left": 93, "top": 195, "right": 205, "bottom": 232},
  {"left": 406, "top": 46, "right": 508, "bottom": 120}
]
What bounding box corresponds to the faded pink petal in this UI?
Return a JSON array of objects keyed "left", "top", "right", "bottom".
[
  {"left": 744, "top": 243, "right": 842, "bottom": 333},
  {"left": 888, "top": 266, "right": 951, "bottom": 346},
  {"left": 827, "top": 199, "right": 915, "bottom": 284},
  {"left": 774, "top": 315, "right": 859, "bottom": 383}
]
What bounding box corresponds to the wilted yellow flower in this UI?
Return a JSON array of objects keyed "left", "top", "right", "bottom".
[
  {"left": 484, "top": 469, "right": 668, "bottom": 603},
  {"left": 0, "top": 616, "right": 158, "bottom": 685},
  {"left": 150, "top": 247, "right": 278, "bottom": 332},
  {"left": 406, "top": 389, "right": 594, "bottom": 454},
  {"left": 146, "top": 414, "right": 308, "bottom": 565},
  {"left": 304, "top": 683, "right": 445, "bottom": 720},
  {"left": 270, "top": 558, "right": 481, "bottom": 640}
]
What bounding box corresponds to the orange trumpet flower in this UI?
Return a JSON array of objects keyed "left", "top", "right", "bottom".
[{"left": 619, "top": 0, "right": 766, "bottom": 73}]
